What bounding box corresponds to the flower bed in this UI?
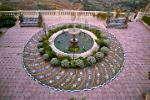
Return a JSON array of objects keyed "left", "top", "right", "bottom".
[
  {"left": 37, "top": 24, "right": 111, "bottom": 68},
  {"left": 23, "top": 23, "right": 125, "bottom": 91}
]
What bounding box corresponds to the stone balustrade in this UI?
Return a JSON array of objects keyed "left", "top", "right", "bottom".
[
  {"left": 0, "top": 10, "right": 126, "bottom": 17},
  {"left": 0, "top": 10, "right": 146, "bottom": 21}
]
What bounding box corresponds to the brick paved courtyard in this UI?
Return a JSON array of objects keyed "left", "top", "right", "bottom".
[{"left": 0, "top": 16, "right": 150, "bottom": 100}]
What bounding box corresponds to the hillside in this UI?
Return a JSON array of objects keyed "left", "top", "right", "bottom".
[
  {"left": 0, "top": 0, "right": 148, "bottom": 11},
  {"left": 0, "top": 0, "right": 73, "bottom": 10}
]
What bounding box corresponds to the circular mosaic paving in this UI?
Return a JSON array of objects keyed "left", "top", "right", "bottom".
[{"left": 23, "top": 24, "right": 125, "bottom": 92}]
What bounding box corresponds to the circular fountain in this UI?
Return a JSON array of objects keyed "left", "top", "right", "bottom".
[
  {"left": 49, "top": 28, "right": 99, "bottom": 59},
  {"left": 23, "top": 24, "right": 125, "bottom": 91}
]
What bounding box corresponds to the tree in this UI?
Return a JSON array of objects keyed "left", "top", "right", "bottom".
[
  {"left": 38, "top": 12, "right": 43, "bottom": 27},
  {"left": 0, "top": 5, "right": 15, "bottom": 11},
  {"left": 127, "top": 0, "right": 148, "bottom": 12},
  {"left": 115, "top": 8, "right": 121, "bottom": 18},
  {"left": 19, "top": 13, "right": 24, "bottom": 23}
]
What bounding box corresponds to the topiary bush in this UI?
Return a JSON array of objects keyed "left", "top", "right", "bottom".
[
  {"left": 96, "top": 38, "right": 110, "bottom": 47},
  {"left": 61, "top": 59, "right": 70, "bottom": 68},
  {"left": 95, "top": 52, "right": 104, "bottom": 60},
  {"left": 100, "top": 46, "right": 109, "bottom": 55},
  {"left": 75, "top": 24, "right": 82, "bottom": 28},
  {"left": 43, "top": 53, "right": 49, "bottom": 60},
  {"left": 75, "top": 59, "right": 85, "bottom": 68},
  {"left": 101, "top": 33, "right": 107, "bottom": 39},
  {"left": 103, "top": 39, "right": 110, "bottom": 47},
  {"left": 46, "top": 50, "right": 56, "bottom": 60},
  {"left": 50, "top": 58, "right": 60, "bottom": 66},
  {"left": 68, "top": 24, "right": 74, "bottom": 28},
  {"left": 70, "top": 60, "right": 75, "bottom": 68},
  {"left": 95, "top": 39, "right": 104, "bottom": 46},
  {"left": 38, "top": 48, "right": 44, "bottom": 54},
  {"left": 37, "top": 42, "right": 43, "bottom": 48},
  {"left": 38, "top": 35, "right": 47, "bottom": 42},
  {"left": 86, "top": 56, "right": 96, "bottom": 65}
]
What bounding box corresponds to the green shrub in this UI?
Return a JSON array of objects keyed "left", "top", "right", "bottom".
[
  {"left": 50, "top": 58, "right": 60, "bottom": 66},
  {"left": 69, "top": 47, "right": 80, "bottom": 52},
  {"left": 38, "top": 48, "right": 44, "bottom": 54},
  {"left": 46, "top": 50, "right": 56, "bottom": 60},
  {"left": 89, "top": 28, "right": 97, "bottom": 34},
  {"left": 100, "top": 46, "right": 109, "bottom": 55},
  {"left": 38, "top": 12, "right": 43, "bottom": 27},
  {"left": 142, "top": 16, "right": 150, "bottom": 26},
  {"left": 95, "top": 52, "right": 104, "bottom": 60},
  {"left": 70, "top": 97, "right": 77, "bottom": 100},
  {"left": 68, "top": 24, "right": 74, "bottom": 28},
  {"left": 37, "top": 42, "right": 43, "bottom": 48},
  {"left": 61, "top": 59, "right": 70, "bottom": 68},
  {"left": 50, "top": 28, "right": 60, "bottom": 33},
  {"left": 96, "top": 39, "right": 104, "bottom": 46},
  {"left": 61, "top": 25, "right": 68, "bottom": 29},
  {"left": 96, "top": 38, "right": 110, "bottom": 47},
  {"left": 82, "top": 96, "right": 86, "bottom": 100},
  {"left": 19, "top": 14, "right": 24, "bottom": 23},
  {"left": 63, "top": 56, "right": 71, "bottom": 61},
  {"left": 75, "top": 59, "right": 85, "bottom": 68},
  {"left": 0, "top": 5, "right": 15, "bottom": 11},
  {"left": 48, "top": 31, "right": 53, "bottom": 37},
  {"left": 79, "top": 56, "right": 86, "bottom": 61},
  {"left": 70, "top": 60, "right": 75, "bottom": 68},
  {"left": 42, "top": 40, "right": 51, "bottom": 51},
  {"left": 95, "top": 31, "right": 101, "bottom": 39},
  {"left": 96, "top": 13, "right": 108, "bottom": 20},
  {"left": 103, "top": 39, "right": 110, "bottom": 47},
  {"left": 0, "top": 15, "right": 16, "bottom": 28},
  {"left": 75, "top": 24, "right": 82, "bottom": 28},
  {"left": 38, "top": 35, "right": 47, "bottom": 42},
  {"left": 43, "top": 53, "right": 49, "bottom": 60},
  {"left": 101, "top": 33, "right": 107, "bottom": 39},
  {"left": 87, "top": 56, "right": 96, "bottom": 65}
]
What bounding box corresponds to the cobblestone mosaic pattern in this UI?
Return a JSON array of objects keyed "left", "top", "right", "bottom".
[
  {"left": 23, "top": 26, "right": 124, "bottom": 91},
  {"left": 0, "top": 18, "right": 150, "bottom": 100}
]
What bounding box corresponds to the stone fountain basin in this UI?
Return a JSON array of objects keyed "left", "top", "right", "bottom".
[{"left": 49, "top": 28, "right": 99, "bottom": 59}]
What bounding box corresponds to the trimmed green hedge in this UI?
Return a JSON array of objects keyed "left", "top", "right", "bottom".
[
  {"left": 142, "top": 16, "right": 150, "bottom": 26},
  {"left": 0, "top": 15, "right": 17, "bottom": 28}
]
